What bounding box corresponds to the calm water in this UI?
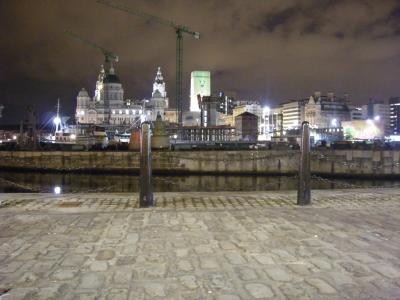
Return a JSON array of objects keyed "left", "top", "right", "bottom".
[{"left": 0, "top": 171, "right": 399, "bottom": 193}]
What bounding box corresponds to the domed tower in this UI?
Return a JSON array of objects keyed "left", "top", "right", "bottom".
[
  {"left": 76, "top": 88, "right": 91, "bottom": 123},
  {"left": 102, "top": 64, "right": 124, "bottom": 108},
  {"left": 94, "top": 63, "right": 124, "bottom": 108}
]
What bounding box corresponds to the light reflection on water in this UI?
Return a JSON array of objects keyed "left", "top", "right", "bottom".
[{"left": 0, "top": 171, "right": 399, "bottom": 193}]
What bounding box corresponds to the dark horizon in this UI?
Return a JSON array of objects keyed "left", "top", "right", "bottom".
[{"left": 1, "top": 0, "right": 400, "bottom": 124}]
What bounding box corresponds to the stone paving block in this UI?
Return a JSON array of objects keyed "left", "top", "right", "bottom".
[
  {"left": 51, "top": 269, "right": 79, "bottom": 281},
  {"left": 225, "top": 252, "right": 247, "bottom": 265},
  {"left": 287, "top": 263, "right": 312, "bottom": 276},
  {"left": 106, "top": 288, "right": 128, "bottom": 300},
  {"left": 350, "top": 253, "right": 377, "bottom": 264},
  {"left": 179, "top": 275, "right": 200, "bottom": 290},
  {"left": 79, "top": 273, "right": 106, "bottom": 289},
  {"left": 177, "top": 260, "right": 194, "bottom": 272},
  {"left": 90, "top": 261, "right": 108, "bottom": 272},
  {"left": 370, "top": 263, "right": 400, "bottom": 279},
  {"left": 236, "top": 267, "right": 259, "bottom": 281},
  {"left": 61, "top": 255, "right": 87, "bottom": 267},
  {"left": 305, "top": 278, "right": 337, "bottom": 295},
  {"left": 264, "top": 266, "right": 292, "bottom": 282},
  {"left": 112, "top": 268, "right": 132, "bottom": 285},
  {"left": 200, "top": 257, "right": 220, "bottom": 270},
  {"left": 338, "top": 261, "right": 372, "bottom": 277},
  {"left": 244, "top": 283, "right": 274, "bottom": 299},
  {"left": 252, "top": 253, "right": 275, "bottom": 265}
]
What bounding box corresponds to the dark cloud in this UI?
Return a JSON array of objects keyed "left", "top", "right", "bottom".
[{"left": 0, "top": 0, "right": 400, "bottom": 124}]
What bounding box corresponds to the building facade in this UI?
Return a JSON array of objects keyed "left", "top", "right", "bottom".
[
  {"left": 76, "top": 63, "right": 142, "bottom": 127},
  {"left": 304, "top": 94, "right": 350, "bottom": 129},
  {"left": 390, "top": 97, "right": 400, "bottom": 135}
]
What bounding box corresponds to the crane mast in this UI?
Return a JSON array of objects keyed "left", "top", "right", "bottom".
[{"left": 97, "top": 0, "right": 200, "bottom": 126}]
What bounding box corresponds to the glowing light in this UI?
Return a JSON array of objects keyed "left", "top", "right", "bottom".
[
  {"left": 70, "top": 134, "right": 76, "bottom": 140},
  {"left": 140, "top": 114, "right": 146, "bottom": 123},
  {"left": 125, "top": 109, "right": 129, "bottom": 114},
  {"left": 54, "top": 186, "right": 61, "bottom": 195},
  {"left": 53, "top": 117, "right": 61, "bottom": 125},
  {"left": 12, "top": 135, "right": 17, "bottom": 140},
  {"left": 173, "top": 134, "right": 178, "bottom": 139},
  {"left": 331, "top": 118, "right": 338, "bottom": 127},
  {"left": 112, "top": 110, "right": 115, "bottom": 114},
  {"left": 374, "top": 115, "right": 380, "bottom": 121}
]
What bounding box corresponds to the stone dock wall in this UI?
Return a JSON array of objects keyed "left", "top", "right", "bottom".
[{"left": 0, "top": 150, "right": 400, "bottom": 177}]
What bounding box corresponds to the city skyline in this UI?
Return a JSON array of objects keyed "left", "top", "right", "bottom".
[{"left": 1, "top": 0, "right": 400, "bottom": 124}]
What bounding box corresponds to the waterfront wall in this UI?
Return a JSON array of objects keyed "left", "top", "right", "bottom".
[{"left": 1, "top": 150, "right": 400, "bottom": 177}]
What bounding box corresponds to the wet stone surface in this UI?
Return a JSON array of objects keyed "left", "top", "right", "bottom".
[{"left": 0, "top": 190, "right": 399, "bottom": 299}]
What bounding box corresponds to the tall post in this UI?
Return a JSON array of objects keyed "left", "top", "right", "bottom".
[
  {"left": 139, "top": 122, "right": 154, "bottom": 207},
  {"left": 176, "top": 29, "right": 183, "bottom": 127},
  {"left": 297, "top": 121, "right": 311, "bottom": 205}
]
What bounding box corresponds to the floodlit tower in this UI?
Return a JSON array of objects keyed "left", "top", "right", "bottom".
[{"left": 190, "top": 71, "right": 211, "bottom": 112}]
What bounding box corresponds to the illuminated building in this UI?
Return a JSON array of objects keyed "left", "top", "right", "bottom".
[
  {"left": 75, "top": 63, "right": 142, "bottom": 126},
  {"left": 362, "top": 100, "right": 390, "bottom": 135},
  {"left": 282, "top": 100, "right": 304, "bottom": 130},
  {"left": 216, "top": 91, "right": 236, "bottom": 115},
  {"left": 389, "top": 97, "right": 400, "bottom": 135},
  {"left": 348, "top": 106, "right": 365, "bottom": 120},
  {"left": 190, "top": 71, "right": 211, "bottom": 112},
  {"left": 145, "top": 67, "right": 170, "bottom": 121},
  {"left": 304, "top": 92, "right": 350, "bottom": 129}
]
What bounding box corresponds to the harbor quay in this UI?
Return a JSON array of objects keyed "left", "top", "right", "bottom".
[
  {"left": 2, "top": 149, "right": 400, "bottom": 177},
  {"left": 0, "top": 189, "right": 399, "bottom": 299}
]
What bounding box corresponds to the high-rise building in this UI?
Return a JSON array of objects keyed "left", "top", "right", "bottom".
[
  {"left": 216, "top": 91, "right": 235, "bottom": 115},
  {"left": 281, "top": 100, "right": 303, "bottom": 129},
  {"left": 190, "top": 71, "right": 211, "bottom": 112},
  {"left": 389, "top": 97, "right": 400, "bottom": 135}
]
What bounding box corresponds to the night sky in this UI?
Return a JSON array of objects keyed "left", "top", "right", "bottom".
[{"left": 1, "top": 0, "right": 400, "bottom": 124}]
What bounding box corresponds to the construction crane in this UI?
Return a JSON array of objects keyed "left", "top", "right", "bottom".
[
  {"left": 64, "top": 30, "right": 119, "bottom": 66},
  {"left": 97, "top": 0, "right": 200, "bottom": 126}
]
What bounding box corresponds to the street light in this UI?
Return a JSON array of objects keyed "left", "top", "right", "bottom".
[{"left": 53, "top": 116, "right": 61, "bottom": 125}]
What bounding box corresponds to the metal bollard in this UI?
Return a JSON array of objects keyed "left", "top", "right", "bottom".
[
  {"left": 139, "top": 122, "right": 155, "bottom": 208},
  {"left": 297, "top": 121, "right": 311, "bottom": 205}
]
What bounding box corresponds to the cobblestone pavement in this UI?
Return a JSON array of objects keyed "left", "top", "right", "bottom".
[{"left": 0, "top": 190, "right": 399, "bottom": 299}]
